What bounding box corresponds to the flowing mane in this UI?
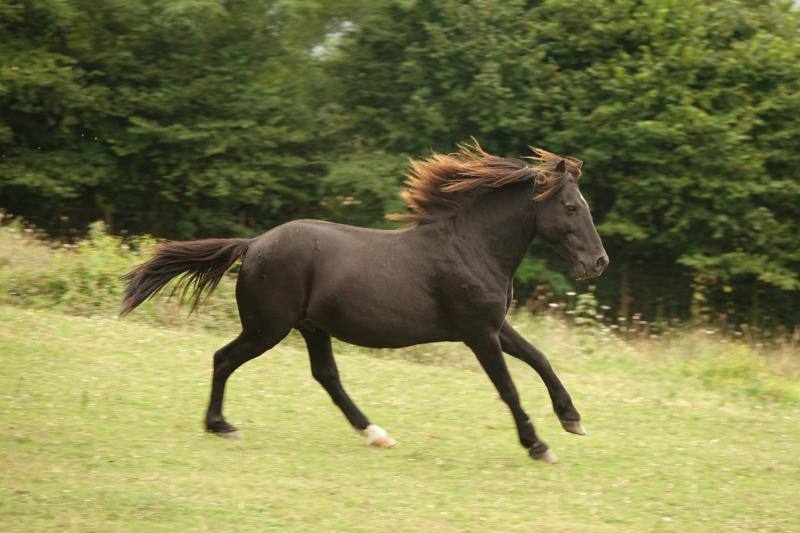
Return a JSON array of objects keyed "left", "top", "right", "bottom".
[{"left": 388, "top": 141, "right": 583, "bottom": 224}]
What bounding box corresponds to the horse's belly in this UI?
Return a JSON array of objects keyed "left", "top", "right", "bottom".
[
  {"left": 329, "top": 320, "right": 450, "bottom": 349},
  {"left": 306, "top": 286, "right": 452, "bottom": 348}
]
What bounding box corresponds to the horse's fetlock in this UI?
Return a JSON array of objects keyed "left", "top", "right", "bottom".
[
  {"left": 529, "top": 440, "right": 549, "bottom": 456},
  {"left": 556, "top": 401, "right": 580, "bottom": 421}
]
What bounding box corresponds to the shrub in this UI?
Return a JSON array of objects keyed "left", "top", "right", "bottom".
[
  {"left": 682, "top": 343, "right": 800, "bottom": 404},
  {"left": 0, "top": 220, "right": 240, "bottom": 330}
]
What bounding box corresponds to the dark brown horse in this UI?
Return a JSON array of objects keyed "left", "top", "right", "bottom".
[{"left": 121, "top": 142, "right": 608, "bottom": 463}]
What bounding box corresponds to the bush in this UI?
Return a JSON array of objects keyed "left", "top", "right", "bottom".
[
  {"left": 681, "top": 342, "right": 800, "bottom": 404},
  {"left": 0, "top": 220, "right": 240, "bottom": 330}
]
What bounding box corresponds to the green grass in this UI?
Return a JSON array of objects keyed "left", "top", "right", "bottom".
[{"left": 1, "top": 306, "right": 799, "bottom": 531}]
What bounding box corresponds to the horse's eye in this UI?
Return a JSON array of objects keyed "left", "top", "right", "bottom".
[{"left": 566, "top": 204, "right": 578, "bottom": 214}]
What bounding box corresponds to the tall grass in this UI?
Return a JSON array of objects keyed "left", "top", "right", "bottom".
[{"left": 0, "top": 220, "right": 239, "bottom": 330}]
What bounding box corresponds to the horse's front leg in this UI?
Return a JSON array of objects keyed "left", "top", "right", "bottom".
[
  {"left": 465, "top": 333, "right": 556, "bottom": 463},
  {"left": 499, "top": 320, "right": 585, "bottom": 436}
]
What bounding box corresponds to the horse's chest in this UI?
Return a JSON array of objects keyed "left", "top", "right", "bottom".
[{"left": 446, "top": 266, "right": 506, "bottom": 304}]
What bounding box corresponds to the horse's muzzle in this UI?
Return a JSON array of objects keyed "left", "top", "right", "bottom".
[
  {"left": 592, "top": 253, "right": 609, "bottom": 276},
  {"left": 574, "top": 253, "right": 608, "bottom": 280}
]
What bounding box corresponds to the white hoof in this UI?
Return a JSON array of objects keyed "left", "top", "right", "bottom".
[{"left": 362, "top": 424, "right": 397, "bottom": 448}]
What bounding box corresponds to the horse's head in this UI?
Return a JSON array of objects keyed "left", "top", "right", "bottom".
[{"left": 535, "top": 160, "right": 608, "bottom": 280}]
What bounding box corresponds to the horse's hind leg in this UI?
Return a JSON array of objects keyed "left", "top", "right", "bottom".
[
  {"left": 299, "top": 327, "right": 396, "bottom": 448},
  {"left": 205, "top": 327, "right": 289, "bottom": 438}
]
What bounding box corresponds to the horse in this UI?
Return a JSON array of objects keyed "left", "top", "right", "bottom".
[{"left": 120, "top": 141, "right": 608, "bottom": 464}]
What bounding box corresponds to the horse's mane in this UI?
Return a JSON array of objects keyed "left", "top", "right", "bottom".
[{"left": 388, "top": 140, "right": 583, "bottom": 224}]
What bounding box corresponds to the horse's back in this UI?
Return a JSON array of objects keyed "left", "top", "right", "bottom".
[{"left": 243, "top": 219, "right": 408, "bottom": 271}]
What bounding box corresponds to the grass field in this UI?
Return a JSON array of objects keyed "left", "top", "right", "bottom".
[{"left": 1, "top": 305, "right": 799, "bottom": 531}]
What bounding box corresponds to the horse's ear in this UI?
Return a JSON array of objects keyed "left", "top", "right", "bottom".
[{"left": 555, "top": 159, "right": 566, "bottom": 173}]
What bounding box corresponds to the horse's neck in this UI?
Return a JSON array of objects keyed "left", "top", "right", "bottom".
[{"left": 452, "top": 183, "right": 538, "bottom": 280}]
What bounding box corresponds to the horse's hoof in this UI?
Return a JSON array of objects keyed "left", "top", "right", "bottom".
[
  {"left": 362, "top": 424, "right": 397, "bottom": 448},
  {"left": 207, "top": 424, "right": 243, "bottom": 440},
  {"left": 209, "top": 429, "right": 243, "bottom": 440},
  {"left": 371, "top": 435, "right": 397, "bottom": 448},
  {"left": 215, "top": 430, "right": 243, "bottom": 440},
  {"left": 560, "top": 419, "right": 586, "bottom": 436},
  {"left": 530, "top": 448, "right": 558, "bottom": 464}
]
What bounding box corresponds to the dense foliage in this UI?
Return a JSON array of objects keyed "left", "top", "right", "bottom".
[{"left": 2, "top": 0, "right": 799, "bottom": 329}]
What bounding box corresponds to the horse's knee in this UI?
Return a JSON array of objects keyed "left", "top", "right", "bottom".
[
  {"left": 499, "top": 389, "right": 521, "bottom": 407},
  {"left": 311, "top": 366, "right": 338, "bottom": 386}
]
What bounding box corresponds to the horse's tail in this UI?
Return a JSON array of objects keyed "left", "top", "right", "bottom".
[{"left": 120, "top": 238, "right": 251, "bottom": 316}]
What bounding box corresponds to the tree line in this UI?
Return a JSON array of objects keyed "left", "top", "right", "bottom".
[{"left": 2, "top": 0, "right": 799, "bottom": 329}]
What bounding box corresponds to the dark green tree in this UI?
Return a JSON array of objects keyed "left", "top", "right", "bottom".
[
  {"left": 1, "top": 0, "right": 333, "bottom": 238},
  {"left": 324, "top": 0, "right": 800, "bottom": 326},
  {"left": 2, "top": 0, "right": 799, "bottom": 328}
]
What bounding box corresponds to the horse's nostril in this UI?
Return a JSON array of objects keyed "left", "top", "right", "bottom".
[{"left": 595, "top": 255, "right": 608, "bottom": 269}]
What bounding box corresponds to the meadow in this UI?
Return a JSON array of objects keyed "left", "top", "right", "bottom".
[
  {"left": 1, "top": 224, "right": 799, "bottom": 531},
  {"left": 4, "top": 1, "right": 800, "bottom": 529}
]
